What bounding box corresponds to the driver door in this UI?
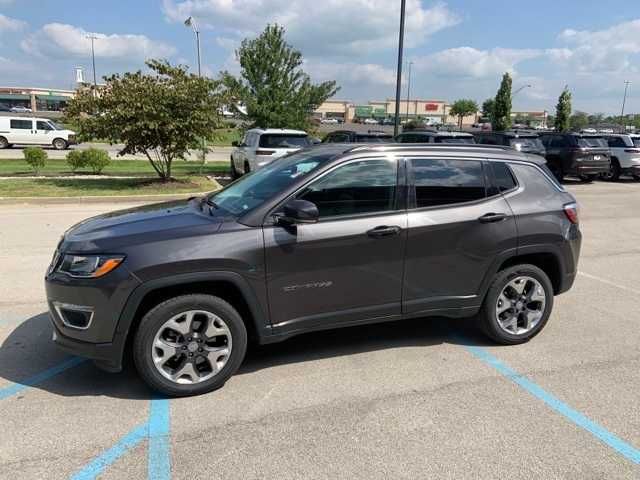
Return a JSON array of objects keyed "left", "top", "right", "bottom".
[{"left": 263, "top": 157, "right": 407, "bottom": 333}]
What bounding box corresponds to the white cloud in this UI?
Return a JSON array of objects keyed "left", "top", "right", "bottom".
[
  {"left": 21, "top": 23, "right": 176, "bottom": 60},
  {"left": 0, "top": 13, "right": 26, "bottom": 32},
  {"left": 414, "top": 47, "right": 542, "bottom": 78},
  {"left": 163, "top": 0, "right": 460, "bottom": 56},
  {"left": 555, "top": 19, "right": 640, "bottom": 73},
  {"left": 305, "top": 60, "right": 398, "bottom": 87}
]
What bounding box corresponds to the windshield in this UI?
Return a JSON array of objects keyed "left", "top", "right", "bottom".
[
  {"left": 259, "top": 134, "right": 310, "bottom": 149},
  {"left": 355, "top": 135, "right": 393, "bottom": 143},
  {"left": 434, "top": 136, "right": 475, "bottom": 144},
  {"left": 509, "top": 137, "right": 544, "bottom": 151},
  {"left": 207, "top": 149, "right": 335, "bottom": 215},
  {"left": 47, "top": 121, "right": 62, "bottom": 131},
  {"left": 577, "top": 136, "right": 607, "bottom": 148}
]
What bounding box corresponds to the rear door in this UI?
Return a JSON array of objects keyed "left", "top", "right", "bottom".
[
  {"left": 8, "top": 119, "right": 34, "bottom": 144},
  {"left": 264, "top": 156, "right": 407, "bottom": 331},
  {"left": 402, "top": 157, "right": 517, "bottom": 315}
]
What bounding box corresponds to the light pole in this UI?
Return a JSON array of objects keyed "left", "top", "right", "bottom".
[
  {"left": 512, "top": 84, "right": 532, "bottom": 99},
  {"left": 393, "top": 0, "right": 406, "bottom": 136},
  {"left": 405, "top": 60, "right": 413, "bottom": 122},
  {"left": 86, "top": 34, "right": 98, "bottom": 88},
  {"left": 620, "top": 81, "right": 631, "bottom": 124},
  {"left": 184, "top": 17, "right": 202, "bottom": 77}
]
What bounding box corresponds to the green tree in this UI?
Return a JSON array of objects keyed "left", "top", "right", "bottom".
[
  {"left": 555, "top": 87, "right": 572, "bottom": 133},
  {"left": 66, "top": 60, "right": 225, "bottom": 181},
  {"left": 481, "top": 98, "right": 495, "bottom": 120},
  {"left": 222, "top": 24, "right": 339, "bottom": 130},
  {"left": 570, "top": 111, "right": 589, "bottom": 131},
  {"left": 449, "top": 99, "right": 479, "bottom": 128},
  {"left": 493, "top": 73, "right": 512, "bottom": 131}
]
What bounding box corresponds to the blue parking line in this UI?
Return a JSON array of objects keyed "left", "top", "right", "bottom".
[
  {"left": 148, "top": 398, "right": 171, "bottom": 480},
  {"left": 70, "top": 424, "right": 148, "bottom": 480},
  {"left": 462, "top": 343, "right": 640, "bottom": 465},
  {"left": 0, "top": 356, "right": 86, "bottom": 400}
]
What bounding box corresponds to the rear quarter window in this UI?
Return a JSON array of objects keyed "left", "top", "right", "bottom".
[{"left": 509, "top": 163, "right": 564, "bottom": 200}]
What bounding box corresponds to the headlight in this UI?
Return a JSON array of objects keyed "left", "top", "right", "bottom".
[{"left": 57, "top": 255, "right": 124, "bottom": 278}]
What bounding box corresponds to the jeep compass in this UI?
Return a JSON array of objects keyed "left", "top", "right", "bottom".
[{"left": 45, "top": 144, "right": 581, "bottom": 396}]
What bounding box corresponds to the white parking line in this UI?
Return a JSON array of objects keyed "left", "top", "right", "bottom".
[{"left": 578, "top": 271, "right": 640, "bottom": 295}]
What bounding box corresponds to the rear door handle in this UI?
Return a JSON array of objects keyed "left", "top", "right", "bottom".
[
  {"left": 478, "top": 212, "right": 508, "bottom": 223},
  {"left": 367, "top": 225, "right": 401, "bottom": 238}
]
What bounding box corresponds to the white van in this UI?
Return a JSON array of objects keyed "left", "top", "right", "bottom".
[{"left": 0, "top": 117, "right": 77, "bottom": 150}]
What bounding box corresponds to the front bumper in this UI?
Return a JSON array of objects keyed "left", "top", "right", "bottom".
[{"left": 45, "top": 265, "right": 140, "bottom": 371}]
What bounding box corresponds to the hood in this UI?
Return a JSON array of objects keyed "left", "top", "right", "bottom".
[{"left": 60, "top": 198, "right": 225, "bottom": 252}]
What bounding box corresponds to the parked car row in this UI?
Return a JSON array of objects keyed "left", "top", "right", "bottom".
[{"left": 230, "top": 127, "right": 640, "bottom": 184}]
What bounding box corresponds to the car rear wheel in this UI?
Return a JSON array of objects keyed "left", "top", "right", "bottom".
[
  {"left": 52, "top": 138, "right": 67, "bottom": 150},
  {"left": 579, "top": 174, "right": 598, "bottom": 183},
  {"left": 479, "top": 264, "right": 553, "bottom": 345},
  {"left": 0, "top": 136, "right": 8, "bottom": 149},
  {"left": 133, "top": 294, "right": 247, "bottom": 397},
  {"left": 601, "top": 159, "right": 621, "bottom": 181},
  {"left": 230, "top": 157, "right": 239, "bottom": 180},
  {"left": 633, "top": 174, "right": 640, "bottom": 181}
]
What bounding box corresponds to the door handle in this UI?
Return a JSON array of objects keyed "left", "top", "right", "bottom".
[
  {"left": 367, "top": 225, "right": 401, "bottom": 238},
  {"left": 478, "top": 212, "right": 508, "bottom": 223}
]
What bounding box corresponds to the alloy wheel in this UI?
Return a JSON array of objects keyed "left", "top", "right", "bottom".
[
  {"left": 151, "top": 310, "right": 232, "bottom": 385},
  {"left": 495, "top": 276, "right": 546, "bottom": 336}
]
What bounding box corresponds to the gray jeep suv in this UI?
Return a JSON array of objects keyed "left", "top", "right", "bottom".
[{"left": 45, "top": 144, "right": 581, "bottom": 396}]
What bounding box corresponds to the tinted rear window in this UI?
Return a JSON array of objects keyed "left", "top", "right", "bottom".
[
  {"left": 411, "top": 159, "right": 486, "bottom": 207},
  {"left": 259, "top": 134, "right": 310, "bottom": 148},
  {"left": 355, "top": 135, "right": 393, "bottom": 143},
  {"left": 577, "top": 136, "right": 607, "bottom": 148},
  {"left": 434, "top": 136, "right": 475, "bottom": 144},
  {"left": 509, "top": 137, "right": 544, "bottom": 151},
  {"left": 491, "top": 162, "right": 518, "bottom": 192}
]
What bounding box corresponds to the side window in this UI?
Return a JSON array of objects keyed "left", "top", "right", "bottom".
[
  {"left": 327, "top": 133, "right": 349, "bottom": 143},
  {"left": 491, "top": 162, "right": 517, "bottom": 192},
  {"left": 36, "top": 121, "right": 53, "bottom": 130},
  {"left": 10, "top": 119, "right": 32, "bottom": 130},
  {"left": 550, "top": 136, "right": 566, "bottom": 148},
  {"left": 411, "top": 159, "right": 486, "bottom": 208},
  {"left": 607, "top": 137, "right": 625, "bottom": 148},
  {"left": 297, "top": 159, "right": 397, "bottom": 218}
]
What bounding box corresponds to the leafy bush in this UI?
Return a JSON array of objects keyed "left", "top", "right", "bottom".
[
  {"left": 83, "top": 148, "right": 111, "bottom": 174},
  {"left": 23, "top": 147, "right": 47, "bottom": 175},
  {"left": 66, "top": 150, "right": 87, "bottom": 172}
]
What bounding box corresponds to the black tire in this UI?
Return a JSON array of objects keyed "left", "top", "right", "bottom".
[
  {"left": 0, "top": 136, "right": 8, "bottom": 149},
  {"left": 479, "top": 264, "right": 554, "bottom": 345},
  {"left": 230, "top": 156, "right": 239, "bottom": 180},
  {"left": 52, "top": 138, "right": 68, "bottom": 150},
  {"left": 133, "top": 294, "right": 247, "bottom": 397},
  {"left": 244, "top": 161, "right": 250, "bottom": 175},
  {"left": 579, "top": 174, "right": 597, "bottom": 183},
  {"left": 601, "top": 159, "right": 621, "bottom": 181},
  {"left": 633, "top": 174, "right": 640, "bottom": 182}
]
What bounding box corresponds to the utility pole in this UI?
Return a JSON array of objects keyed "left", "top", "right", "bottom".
[
  {"left": 393, "top": 0, "right": 406, "bottom": 136},
  {"left": 621, "top": 81, "right": 631, "bottom": 124},
  {"left": 405, "top": 61, "right": 413, "bottom": 122},
  {"left": 86, "top": 34, "right": 98, "bottom": 88}
]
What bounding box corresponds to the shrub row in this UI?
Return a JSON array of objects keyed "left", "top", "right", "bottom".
[{"left": 22, "top": 147, "right": 111, "bottom": 175}]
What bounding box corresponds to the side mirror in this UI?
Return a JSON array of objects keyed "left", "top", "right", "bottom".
[
  {"left": 231, "top": 141, "right": 239, "bottom": 147},
  {"left": 278, "top": 199, "right": 319, "bottom": 225}
]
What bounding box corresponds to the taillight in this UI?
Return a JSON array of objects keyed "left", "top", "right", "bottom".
[
  {"left": 255, "top": 149, "right": 276, "bottom": 156},
  {"left": 564, "top": 202, "right": 579, "bottom": 225}
]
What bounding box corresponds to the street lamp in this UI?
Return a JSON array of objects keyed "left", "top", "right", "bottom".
[
  {"left": 405, "top": 60, "right": 413, "bottom": 122},
  {"left": 184, "top": 16, "right": 202, "bottom": 77},
  {"left": 86, "top": 34, "right": 98, "bottom": 88},
  {"left": 512, "top": 84, "right": 532, "bottom": 98},
  {"left": 393, "top": 0, "right": 406, "bottom": 136},
  {"left": 621, "top": 81, "right": 631, "bottom": 123}
]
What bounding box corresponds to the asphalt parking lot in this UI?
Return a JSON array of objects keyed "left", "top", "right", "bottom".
[{"left": 0, "top": 180, "right": 639, "bottom": 479}]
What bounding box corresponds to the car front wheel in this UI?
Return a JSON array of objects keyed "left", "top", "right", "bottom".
[
  {"left": 52, "top": 138, "right": 68, "bottom": 150},
  {"left": 133, "top": 294, "right": 247, "bottom": 397},
  {"left": 479, "top": 264, "right": 554, "bottom": 345}
]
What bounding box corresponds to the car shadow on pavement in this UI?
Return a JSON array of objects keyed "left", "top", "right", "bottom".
[{"left": 0, "top": 312, "right": 495, "bottom": 399}]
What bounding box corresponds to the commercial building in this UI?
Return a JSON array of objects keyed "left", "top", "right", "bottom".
[{"left": 0, "top": 86, "right": 75, "bottom": 113}]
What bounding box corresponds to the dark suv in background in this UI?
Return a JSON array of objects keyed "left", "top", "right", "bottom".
[
  {"left": 323, "top": 130, "right": 393, "bottom": 143},
  {"left": 538, "top": 132, "right": 611, "bottom": 181},
  {"left": 474, "top": 131, "right": 546, "bottom": 157},
  {"left": 395, "top": 129, "right": 475, "bottom": 144},
  {"left": 45, "top": 144, "right": 581, "bottom": 397}
]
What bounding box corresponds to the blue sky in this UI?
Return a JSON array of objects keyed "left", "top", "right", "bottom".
[{"left": 1, "top": 0, "right": 640, "bottom": 114}]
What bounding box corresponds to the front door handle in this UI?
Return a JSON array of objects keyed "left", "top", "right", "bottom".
[
  {"left": 367, "top": 225, "right": 401, "bottom": 238},
  {"left": 478, "top": 212, "right": 508, "bottom": 223}
]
